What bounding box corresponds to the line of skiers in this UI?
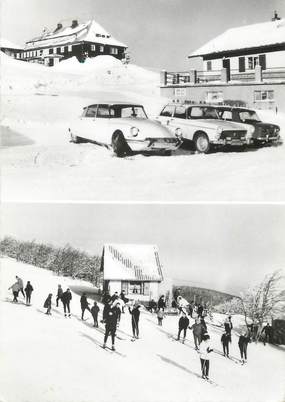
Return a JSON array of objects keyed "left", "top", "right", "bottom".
[{"left": 8, "top": 276, "right": 33, "bottom": 305}]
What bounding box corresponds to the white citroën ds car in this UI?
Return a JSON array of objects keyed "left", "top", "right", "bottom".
[{"left": 69, "top": 102, "right": 182, "bottom": 156}]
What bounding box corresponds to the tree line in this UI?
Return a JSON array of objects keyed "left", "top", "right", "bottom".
[{"left": 0, "top": 236, "right": 102, "bottom": 286}]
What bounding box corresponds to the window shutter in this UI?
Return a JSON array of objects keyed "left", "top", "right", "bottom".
[
  {"left": 259, "top": 54, "right": 266, "bottom": 70},
  {"left": 238, "top": 57, "right": 245, "bottom": 72}
]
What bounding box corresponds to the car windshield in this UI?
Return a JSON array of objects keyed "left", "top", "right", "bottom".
[
  {"left": 188, "top": 106, "right": 219, "bottom": 119},
  {"left": 238, "top": 111, "right": 261, "bottom": 123},
  {"left": 111, "top": 105, "right": 148, "bottom": 119}
]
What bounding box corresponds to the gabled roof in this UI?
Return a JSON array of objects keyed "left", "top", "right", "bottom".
[
  {"left": 0, "top": 38, "right": 23, "bottom": 50},
  {"left": 25, "top": 20, "right": 127, "bottom": 50},
  {"left": 101, "top": 244, "right": 164, "bottom": 282},
  {"left": 189, "top": 19, "right": 285, "bottom": 58}
]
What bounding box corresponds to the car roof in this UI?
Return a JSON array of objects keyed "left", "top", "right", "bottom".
[
  {"left": 84, "top": 102, "right": 143, "bottom": 108},
  {"left": 164, "top": 103, "right": 254, "bottom": 112}
]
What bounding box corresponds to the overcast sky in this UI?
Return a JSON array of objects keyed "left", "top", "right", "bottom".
[
  {"left": 1, "top": 0, "right": 284, "bottom": 70},
  {"left": 1, "top": 203, "right": 285, "bottom": 295}
]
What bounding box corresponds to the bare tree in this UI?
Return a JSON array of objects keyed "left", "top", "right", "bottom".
[{"left": 240, "top": 270, "right": 285, "bottom": 336}]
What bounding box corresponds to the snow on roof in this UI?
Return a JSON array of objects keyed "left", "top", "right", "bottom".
[
  {"left": 0, "top": 38, "right": 23, "bottom": 49},
  {"left": 189, "top": 19, "right": 285, "bottom": 58},
  {"left": 25, "top": 20, "right": 127, "bottom": 50},
  {"left": 101, "top": 244, "right": 164, "bottom": 282}
]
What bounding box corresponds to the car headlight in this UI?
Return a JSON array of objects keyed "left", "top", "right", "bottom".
[
  {"left": 275, "top": 127, "right": 280, "bottom": 133},
  {"left": 175, "top": 127, "right": 182, "bottom": 138},
  {"left": 130, "top": 126, "right": 139, "bottom": 137}
]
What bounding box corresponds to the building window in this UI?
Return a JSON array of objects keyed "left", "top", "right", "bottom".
[
  {"left": 91, "top": 44, "right": 96, "bottom": 51},
  {"left": 206, "top": 61, "right": 212, "bottom": 71},
  {"left": 110, "top": 47, "right": 118, "bottom": 55},
  {"left": 100, "top": 45, "right": 104, "bottom": 52},
  {"left": 254, "top": 90, "right": 274, "bottom": 101},
  {"left": 68, "top": 45, "right": 72, "bottom": 52},
  {"left": 248, "top": 56, "right": 259, "bottom": 70},
  {"left": 174, "top": 88, "right": 186, "bottom": 97},
  {"left": 238, "top": 57, "right": 245, "bottom": 73},
  {"left": 128, "top": 282, "right": 149, "bottom": 295},
  {"left": 60, "top": 46, "right": 65, "bottom": 53},
  {"left": 56, "top": 48, "right": 60, "bottom": 54},
  {"left": 49, "top": 48, "right": 54, "bottom": 55}
]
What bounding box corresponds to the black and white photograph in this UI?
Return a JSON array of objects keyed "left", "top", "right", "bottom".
[{"left": 1, "top": 0, "right": 285, "bottom": 402}]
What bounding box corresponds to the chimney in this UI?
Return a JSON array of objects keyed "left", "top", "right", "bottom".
[
  {"left": 71, "top": 20, "right": 79, "bottom": 29},
  {"left": 54, "top": 23, "right": 63, "bottom": 33},
  {"left": 272, "top": 11, "right": 281, "bottom": 21}
]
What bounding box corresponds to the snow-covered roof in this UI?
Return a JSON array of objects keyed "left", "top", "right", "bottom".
[
  {"left": 101, "top": 244, "right": 164, "bottom": 282},
  {"left": 189, "top": 19, "right": 285, "bottom": 58},
  {"left": 25, "top": 20, "right": 127, "bottom": 50},
  {"left": 0, "top": 38, "right": 23, "bottom": 50}
]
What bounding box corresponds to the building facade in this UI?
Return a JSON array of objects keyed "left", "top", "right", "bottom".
[
  {"left": 8, "top": 19, "right": 127, "bottom": 66},
  {"left": 100, "top": 244, "right": 164, "bottom": 302},
  {"left": 160, "top": 16, "right": 285, "bottom": 112}
]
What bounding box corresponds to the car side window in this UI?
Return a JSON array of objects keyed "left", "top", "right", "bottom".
[
  {"left": 174, "top": 106, "right": 186, "bottom": 119},
  {"left": 188, "top": 107, "right": 203, "bottom": 119},
  {"left": 97, "top": 105, "right": 110, "bottom": 118},
  {"left": 221, "top": 111, "right": 232, "bottom": 120},
  {"left": 85, "top": 106, "right": 97, "bottom": 118},
  {"left": 160, "top": 105, "right": 175, "bottom": 117}
]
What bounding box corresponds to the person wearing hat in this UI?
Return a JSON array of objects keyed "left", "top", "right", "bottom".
[
  {"left": 43, "top": 293, "right": 53, "bottom": 315},
  {"left": 129, "top": 303, "right": 141, "bottom": 339},
  {"left": 199, "top": 333, "right": 213, "bottom": 380},
  {"left": 103, "top": 302, "right": 121, "bottom": 350},
  {"left": 91, "top": 301, "right": 100, "bottom": 327},
  {"left": 61, "top": 288, "right": 72, "bottom": 317},
  {"left": 177, "top": 310, "right": 190, "bottom": 343}
]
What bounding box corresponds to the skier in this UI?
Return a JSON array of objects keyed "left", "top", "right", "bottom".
[
  {"left": 43, "top": 293, "right": 52, "bottom": 315},
  {"left": 199, "top": 333, "right": 213, "bottom": 380},
  {"left": 80, "top": 292, "right": 91, "bottom": 320},
  {"left": 102, "top": 290, "right": 111, "bottom": 305},
  {"left": 91, "top": 301, "right": 100, "bottom": 327},
  {"left": 56, "top": 284, "right": 63, "bottom": 307},
  {"left": 224, "top": 316, "right": 233, "bottom": 335},
  {"left": 61, "top": 288, "right": 72, "bottom": 317},
  {"left": 110, "top": 292, "right": 119, "bottom": 302},
  {"left": 157, "top": 308, "right": 165, "bottom": 326},
  {"left": 197, "top": 304, "right": 204, "bottom": 318},
  {"left": 157, "top": 295, "right": 166, "bottom": 311},
  {"left": 177, "top": 310, "right": 190, "bottom": 343},
  {"left": 24, "top": 281, "right": 34, "bottom": 305},
  {"left": 221, "top": 331, "right": 231, "bottom": 357},
  {"left": 189, "top": 318, "right": 203, "bottom": 350},
  {"left": 103, "top": 302, "right": 121, "bottom": 351},
  {"left": 148, "top": 299, "right": 157, "bottom": 313},
  {"left": 129, "top": 304, "right": 141, "bottom": 339},
  {"left": 188, "top": 302, "right": 194, "bottom": 318},
  {"left": 261, "top": 323, "right": 272, "bottom": 345},
  {"left": 8, "top": 281, "right": 20, "bottom": 302},
  {"left": 200, "top": 316, "right": 207, "bottom": 335},
  {"left": 120, "top": 290, "right": 129, "bottom": 313},
  {"left": 16, "top": 275, "right": 25, "bottom": 298},
  {"left": 238, "top": 330, "right": 250, "bottom": 364}
]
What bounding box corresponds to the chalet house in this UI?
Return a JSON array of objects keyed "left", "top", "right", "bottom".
[
  {"left": 0, "top": 39, "right": 23, "bottom": 57},
  {"left": 160, "top": 14, "right": 285, "bottom": 112},
  {"left": 100, "top": 244, "right": 164, "bottom": 302},
  {"left": 13, "top": 19, "right": 127, "bottom": 66}
]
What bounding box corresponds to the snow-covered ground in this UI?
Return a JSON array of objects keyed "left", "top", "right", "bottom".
[
  {"left": 1, "top": 52, "right": 285, "bottom": 202},
  {"left": 1, "top": 257, "right": 285, "bottom": 402}
]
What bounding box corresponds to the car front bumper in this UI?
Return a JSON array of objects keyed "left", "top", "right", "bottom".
[{"left": 126, "top": 137, "right": 182, "bottom": 152}]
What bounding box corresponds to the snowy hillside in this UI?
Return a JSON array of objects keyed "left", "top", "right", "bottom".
[
  {"left": 1, "top": 52, "right": 285, "bottom": 202},
  {"left": 1, "top": 257, "right": 284, "bottom": 402}
]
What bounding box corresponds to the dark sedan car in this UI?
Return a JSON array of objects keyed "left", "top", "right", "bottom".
[{"left": 215, "top": 106, "right": 281, "bottom": 146}]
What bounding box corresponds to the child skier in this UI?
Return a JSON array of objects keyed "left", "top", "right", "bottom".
[
  {"left": 157, "top": 308, "right": 165, "bottom": 326},
  {"left": 44, "top": 294, "right": 52, "bottom": 315},
  {"left": 129, "top": 304, "right": 141, "bottom": 339},
  {"left": 238, "top": 330, "right": 250, "bottom": 364},
  {"left": 91, "top": 301, "right": 100, "bottom": 327},
  {"left": 199, "top": 333, "right": 213, "bottom": 380},
  {"left": 103, "top": 302, "right": 121, "bottom": 351},
  {"left": 221, "top": 331, "right": 231, "bottom": 357},
  {"left": 177, "top": 310, "right": 189, "bottom": 343}
]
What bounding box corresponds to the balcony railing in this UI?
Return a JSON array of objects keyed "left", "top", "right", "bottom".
[{"left": 161, "top": 66, "right": 285, "bottom": 86}]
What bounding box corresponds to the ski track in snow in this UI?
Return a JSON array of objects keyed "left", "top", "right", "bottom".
[
  {"left": 1, "top": 52, "right": 285, "bottom": 202},
  {"left": 1, "top": 257, "right": 285, "bottom": 402}
]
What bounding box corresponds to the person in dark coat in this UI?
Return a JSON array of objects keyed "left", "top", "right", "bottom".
[
  {"left": 44, "top": 294, "right": 52, "bottom": 315},
  {"left": 221, "top": 331, "right": 231, "bottom": 357},
  {"left": 261, "top": 323, "right": 272, "bottom": 344},
  {"left": 110, "top": 292, "right": 119, "bottom": 302},
  {"left": 80, "top": 293, "right": 91, "bottom": 320},
  {"left": 129, "top": 304, "right": 141, "bottom": 339},
  {"left": 61, "top": 288, "right": 72, "bottom": 317},
  {"left": 197, "top": 304, "right": 204, "bottom": 318},
  {"left": 56, "top": 284, "right": 63, "bottom": 307},
  {"left": 102, "top": 291, "right": 111, "bottom": 305},
  {"left": 158, "top": 295, "right": 166, "bottom": 311},
  {"left": 103, "top": 302, "right": 121, "bottom": 350},
  {"left": 24, "top": 281, "right": 34, "bottom": 305},
  {"left": 91, "top": 301, "right": 100, "bottom": 327},
  {"left": 200, "top": 317, "right": 207, "bottom": 335},
  {"left": 238, "top": 330, "right": 251, "bottom": 364},
  {"left": 224, "top": 316, "right": 233, "bottom": 335},
  {"left": 149, "top": 299, "right": 157, "bottom": 313},
  {"left": 120, "top": 290, "right": 129, "bottom": 313},
  {"left": 190, "top": 318, "right": 203, "bottom": 350},
  {"left": 177, "top": 310, "right": 190, "bottom": 342},
  {"left": 188, "top": 302, "right": 194, "bottom": 318}
]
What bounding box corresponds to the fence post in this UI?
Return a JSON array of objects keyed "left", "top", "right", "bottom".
[{"left": 160, "top": 69, "right": 167, "bottom": 86}]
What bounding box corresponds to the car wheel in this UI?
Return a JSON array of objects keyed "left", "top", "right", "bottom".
[
  {"left": 111, "top": 131, "right": 131, "bottom": 157},
  {"left": 194, "top": 132, "right": 210, "bottom": 153}
]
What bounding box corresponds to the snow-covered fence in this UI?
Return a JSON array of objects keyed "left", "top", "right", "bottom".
[{"left": 0, "top": 236, "right": 102, "bottom": 285}]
